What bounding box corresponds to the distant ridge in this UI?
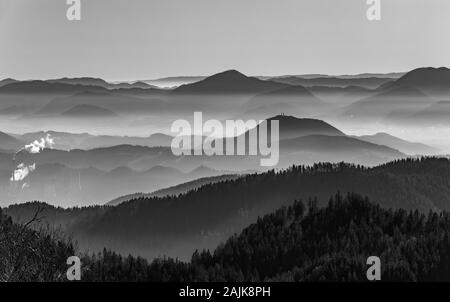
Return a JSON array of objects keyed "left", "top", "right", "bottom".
[
  {"left": 0, "top": 131, "right": 23, "bottom": 151},
  {"left": 172, "top": 70, "right": 288, "bottom": 95},
  {"left": 36, "top": 90, "right": 166, "bottom": 115},
  {"left": 106, "top": 174, "right": 240, "bottom": 206},
  {"left": 270, "top": 76, "right": 393, "bottom": 89},
  {"left": 382, "top": 67, "right": 450, "bottom": 94},
  {"left": 0, "top": 80, "right": 108, "bottom": 94},
  {"left": 61, "top": 104, "right": 118, "bottom": 117},
  {"left": 342, "top": 84, "right": 435, "bottom": 120},
  {"left": 268, "top": 115, "right": 345, "bottom": 139},
  {"left": 0, "top": 78, "right": 18, "bottom": 87},
  {"left": 263, "top": 72, "right": 405, "bottom": 80},
  {"left": 47, "top": 77, "right": 158, "bottom": 90},
  {"left": 356, "top": 132, "right": 439, "bottom": 155},
  {"left": 47, "top": 77, "right": 110, "bottom": 88},
  {"left": 144, "top": 76, "right": 206, "bottom": 88}
]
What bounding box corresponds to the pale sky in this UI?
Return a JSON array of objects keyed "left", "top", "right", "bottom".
[{"left": 0, "top": 0, "right": 449, "bottom": 81}]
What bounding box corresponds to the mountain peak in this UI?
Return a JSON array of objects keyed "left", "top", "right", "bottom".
[
  {"left": 405, "top": 67, "right": 450, "bottom": 78},
  {"left": 200, "top": 69, "right": 252, "bottom": 85},
  {"left": 208, "top": 69, "right": 247, "bottom": 79},
  {"left": 0, "top": 78, "right": 17, "bottom": 82},
  {"left": 390, "top": 67, "right": 450, "bottom": 92},
  {"left": 268, "top": 114, "right": 299, "bottom": 121},
  {"left": 372, "top": 132, "right": 394, "bottom": 138},
  {"left": 172, "top": 70, "right": 287, "bottom": 95},
  {"left": 264, "top": 115, "right": 345, "bottom": 139}
]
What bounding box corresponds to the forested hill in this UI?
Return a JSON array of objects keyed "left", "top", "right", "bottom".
[
  {"left": 81, "top": 193, "right": 450, "bottom": 282},
  {"left": 5, "top": 157, "right": 450, "bottom": 260},
  {"left": 0, "top": 207, "right": 74, "bottom": 281},
  {"left": 4, "top": 193, "right": 450, "bottom": 281}
]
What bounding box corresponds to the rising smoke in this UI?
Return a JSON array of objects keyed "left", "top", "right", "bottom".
[{"left": 10, "top": 134, "right": 56, "bottom": 189}]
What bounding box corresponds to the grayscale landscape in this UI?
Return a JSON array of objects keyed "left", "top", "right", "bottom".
[{"left": 2, "top": 0, "right": 450, "bottom": 282}]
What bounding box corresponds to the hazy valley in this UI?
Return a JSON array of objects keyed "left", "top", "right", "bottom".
[{"left": 2, "top": 66, "right": 450, "bottom": 266}]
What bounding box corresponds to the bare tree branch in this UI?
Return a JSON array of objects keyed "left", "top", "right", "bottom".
[{"left": 7, "top": 205, "right": 46, "bottom": 282}]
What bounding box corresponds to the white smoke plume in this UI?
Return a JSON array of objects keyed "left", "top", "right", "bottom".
[
  {"left": 10, "top": 163, "right": 36, "bottom": 182},
  {"left": 10, "top": 134, "right": 56, "bottom": 188},
  {"left": 22, "top": 133, "right": 55, "bottom": 154}
]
